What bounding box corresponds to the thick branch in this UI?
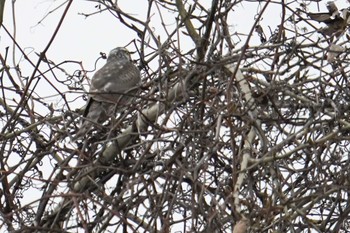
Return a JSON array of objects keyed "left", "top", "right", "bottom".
[{"left": 0, "top": 0, "right": 5, "bottom": 27}]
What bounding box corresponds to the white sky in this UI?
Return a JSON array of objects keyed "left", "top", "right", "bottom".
[
  {"left": 2, "top": 0, "right": 350, "bottom": 69},
  {"left": 2, "top": 0, "right": 144, "bottom": 65},
  {"left": 3, "top": 0, "right": 347, "bottom": 88}
]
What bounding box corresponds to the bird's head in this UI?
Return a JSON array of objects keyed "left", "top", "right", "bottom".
[{"left": 107, "top": 47, "right": 131, "bottom": 62}]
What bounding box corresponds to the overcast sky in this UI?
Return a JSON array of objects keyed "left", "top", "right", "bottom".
[{"left": 2, "top": 0, "right": 348, "bottom": 82}]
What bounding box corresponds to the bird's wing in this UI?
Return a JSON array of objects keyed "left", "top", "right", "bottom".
[
  {"left": 71, "top": 98, "right": 97, "bottom": 141},
  {"left": 83, "top": 97, "right": 94, "bottom": 117},
  {"left": 308, "top": 13, "right": 334, "bottom": 23},
  {"left": 72, "top": 98, "right": 114, "bottom": 141},
  {"left": 90, "top": 62, "right": 141, "bottom": 104},
  {"left": 91, "top": 62, "right": 140, "bottom": 93}
]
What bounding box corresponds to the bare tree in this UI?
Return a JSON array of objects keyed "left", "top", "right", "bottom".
[{"left": 1, "top": 0, "right": 350, "bottom": 232}]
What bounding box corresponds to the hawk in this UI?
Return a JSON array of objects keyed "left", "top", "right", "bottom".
[{"left": 72, "top": 47, "right": 141, "bottom": 141}]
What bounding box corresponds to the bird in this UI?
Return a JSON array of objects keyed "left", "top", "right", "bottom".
[
  {"left": 72, "top": 47, "right": 141, "bottom": 141},
  {"left": 307, "top": 2, "right": 350, "bottom": 37}
]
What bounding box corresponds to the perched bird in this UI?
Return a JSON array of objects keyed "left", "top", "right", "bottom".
[
  {"left": 308, "top": 2, "right": 350, "bottom": 37},
  {"left": 72, "top": 47, "right": 141, "bottom": 141}
]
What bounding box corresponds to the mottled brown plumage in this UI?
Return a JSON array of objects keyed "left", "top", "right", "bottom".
[
  {"left": 72, "top": 47, "right": 141, "bottom": 141},
  {"left": 307, "top": 2, "right": 350, "bottom": 37}
]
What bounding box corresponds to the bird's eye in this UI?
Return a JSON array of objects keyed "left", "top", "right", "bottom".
[{"left": 116, "top": 50, "right": 130, "bottom": 60}]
